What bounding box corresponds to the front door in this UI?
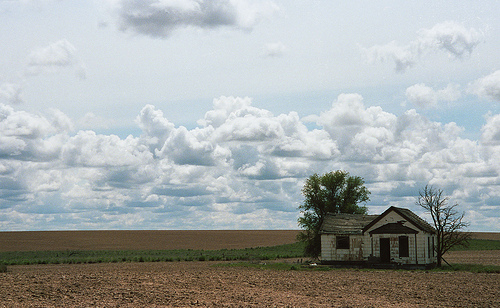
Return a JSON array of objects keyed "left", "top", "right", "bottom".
[{"left": 380, "top": 238, "right": 391, "bottom": 263}]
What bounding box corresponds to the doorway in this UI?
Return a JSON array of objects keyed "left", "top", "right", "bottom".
[{"left": 380, "top": 238, "right": 391, "bottom": 263}]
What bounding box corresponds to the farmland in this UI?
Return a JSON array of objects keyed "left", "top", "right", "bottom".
[
  {"left": 0, "top": 230, "right": 499, "bottom": 307},
  {"left": 0, "top": 230, "right": 304, "bottom": 265},
  {"left": 0, "top": 230, "right": 301, "bottom": 252}
]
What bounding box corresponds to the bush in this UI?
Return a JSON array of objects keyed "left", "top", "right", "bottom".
[{"left": 0, "top": 263, "right": 7, "bottom": 273}]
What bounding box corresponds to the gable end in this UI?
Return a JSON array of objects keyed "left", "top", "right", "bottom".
[
  {"left": 368, "top": 222, "right": 419, "bottom": 234},
  {"left": 362, "top": 206, "right": 435, "bottom": 234}
]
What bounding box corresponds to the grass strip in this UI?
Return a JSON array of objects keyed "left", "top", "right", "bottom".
[
  {"left": 0, "top": 242, "right": 306, "bottom": 266},
  {"left": 215, "top": 261, "right": 500, "bottom": 273},
  {"left": 1, "top": 239, "right": 498, "bottom": 267},
  {"left": 213, "top": 262, "right": 327, "bottom": 271},
  {"left": 450, "top": 239, "right": 500, "bottom": 251},
  {"left": 433, "top": 263, "right": 500, "bottom": 273}
]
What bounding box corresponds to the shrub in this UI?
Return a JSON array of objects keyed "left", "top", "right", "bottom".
[{"left": 0, "top": 263, "right": 7, "bottom": 273}]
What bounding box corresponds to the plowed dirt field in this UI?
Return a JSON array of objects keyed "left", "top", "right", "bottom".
[
  {"left": 0, "top": 230, "right": 301, "bottom": 251},
  {"left": 2, "top": 261, "right": 499, "bottom": 307},
  {"left": 0, "top": 231, "right": 498, "bottom": 307}
]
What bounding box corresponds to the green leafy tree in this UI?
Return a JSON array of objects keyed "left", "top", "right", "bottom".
[
  {"left": 416, "top": 185, "right": 470, "bottom": 267},
  {"left": 297, "top": 170, "right": 370, "bottom": 258}
]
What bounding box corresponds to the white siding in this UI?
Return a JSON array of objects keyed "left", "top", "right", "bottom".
[
  {"left": 364, "top": 211, "right": 437, "bottom": 265},
  {"left": 322, "top": 209, "right": 437, "bottom": 265},
  {"left": 321, "top": 234, "right": 365, "bottom": 261}
]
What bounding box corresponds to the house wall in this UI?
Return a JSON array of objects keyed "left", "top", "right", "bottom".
[
  {"left": 321, "top": 210, "right": 437, "bottom": 265},
  {"left": 321, "top": 234, "right": 365, "bottom": 261},
  {"left": 365, "top": 211, "right": 437, "bottom": 265},
  {"left": 368, "top": 233, "right": 436, "bottom": 264}
]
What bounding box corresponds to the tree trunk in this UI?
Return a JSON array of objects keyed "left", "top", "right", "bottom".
[{"left": 436, "top": 251, "right": 443, "bottom": 267}]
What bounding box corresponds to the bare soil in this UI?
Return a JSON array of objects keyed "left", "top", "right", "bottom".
[
  {"left": 1, "top": 261, "right": 498, "bottom": 308},
  {"left": 444, "top": 250, "right": 500, "bottom": 266},
  {"left": 0, "top": 230, "right": 301, "bottom": 252},
  {"left": 469, "top": 232, "right": 500, "bottom": 241},
  {"left": 0, "top": 231, "right": 498, "bottom": 307},
  {"left": 0, "top": 231, "right": 496, "bottom": 252}
]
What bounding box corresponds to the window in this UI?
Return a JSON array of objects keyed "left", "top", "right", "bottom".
[
  {"left": 428, "top": 236, "right": 435, "bottom": 258},
  {"left": 431, "top": 237, "right": 435, "bottom": 257},
  {"left": 336, "top": 236, "right": 350, "bottom": 249},
  {"left": 428, "top": 237, "right": 431, "bottom": 258},
  {"left": 399, "top": 236, "right": 409, "bottom": 258}
]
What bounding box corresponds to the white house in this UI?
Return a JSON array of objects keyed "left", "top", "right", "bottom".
[{"left": 320, "top": 206, "right": 437, "bottom": 268}]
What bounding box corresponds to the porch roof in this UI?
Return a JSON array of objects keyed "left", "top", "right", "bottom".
[{"left": 368, "top": 222, "right": 419, "bottom": 234}]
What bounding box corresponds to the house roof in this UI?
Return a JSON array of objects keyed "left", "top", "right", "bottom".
[
  {"left": 363, "top": 206, "right": 436, "bottom": 234},
  {"left": 320, "top": 206, "right": 436, "bottom": 236},
  {"left": 368, "top": 222, "right": 418, "bottom": 234},
  {"left": 320, "top": 213, "right": 378, "bottom": 235}
]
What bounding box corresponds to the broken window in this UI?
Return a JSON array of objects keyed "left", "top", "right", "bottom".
[
  {"left": 399, "top": 236, "right": 409, "bottom": 257},
  {"left": 336, "top": 236, "right": 350, "bottom": 249},
  {"left": 431, "top": 237, "right": 435, "bottom": 257},
  {"left": 428, "top": 237, "right": 431, "bottom": 258}
]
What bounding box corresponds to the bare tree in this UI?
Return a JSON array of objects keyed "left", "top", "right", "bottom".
[{"left": 417, "top": 185, "right": 471, "bottom": 267}]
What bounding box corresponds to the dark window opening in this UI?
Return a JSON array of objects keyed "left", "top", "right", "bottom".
[
  {"left": 399, "top": 236, "right": 409, "bottom": 257},
  {"left": 428, "top": 237, "right": 431, "bottom": 258},
  {"left": 431, "top": 237, "right": 435, "bottom": 257},
  {"left": 336, "top": 236, "right": 350, "bottom": 249}
]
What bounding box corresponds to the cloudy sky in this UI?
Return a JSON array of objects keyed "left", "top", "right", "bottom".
[{"left": 1, "top": 0, "right": 499, "bottom": 231}]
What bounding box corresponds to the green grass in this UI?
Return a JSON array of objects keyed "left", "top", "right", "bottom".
[
  {"left": 450, "top": 239, "right": 500, "bottom": 251},
  {"left": 217, "top": 261, "right": 500, "bottom": 274},
  {"left": 1, "top": 238, "right": 497, "bottom": 268},
  {"left": 432, "top": 263, "right": 500, "bottom": 273},
  {"left": 0, "top": 241, "right": 306, "bottom": 266},
  {"left": 214, "top": 261, "right": 329, "bottom": 271}
]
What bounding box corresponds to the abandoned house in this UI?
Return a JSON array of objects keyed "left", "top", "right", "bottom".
[{"left": 320, "top": 206, "right": 437, "bottom": 267}]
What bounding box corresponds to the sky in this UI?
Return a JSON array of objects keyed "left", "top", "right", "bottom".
[{"left": 1, "top": 0, "right": 500, "bottom": 231}]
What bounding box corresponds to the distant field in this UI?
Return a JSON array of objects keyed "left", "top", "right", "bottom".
[
  {"left": 0, "top": 230, "right": 301, "bottom": 252},
  {"left": 0, "top": 230, "right": 497, "bottom": 252},
  {"left": 469, "top": 232, "right": 500, "bottom": 241}
]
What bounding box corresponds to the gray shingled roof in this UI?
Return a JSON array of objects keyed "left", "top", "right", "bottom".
[
  {"left": 320, "top": 213, "right": 378, "bottom": 235},
  {"left": 320, "top": 207, "right": 436, "bottom": 235}
]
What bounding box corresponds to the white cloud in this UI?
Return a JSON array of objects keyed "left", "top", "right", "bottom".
[
  {"left": 469, "top": 70, "right": 500, "bottom": 102},
  {"left": 0, "top": 104, "right": 71, "bottom": 160},
  {"left": 481, "top": 113, "right": 500, "bottom": 145},
  {"left": 261, "top": 41, "right": 287, "bottom": 57},
  {"left": 0, "top": 82, "right": 23, "bottom": 104},
  {"left": 25, "top": 39, "right": 87, "bottom": 78},
  {"left": 0, "top": 105, "right": 72, "bottom": 138},
  {"left": 418, "top": 21, "right": 482, "bottom": 57},
  {"left": 78, "top": 112, "right": 115, "bottom": 130},
  {"left": 113, "top": 0, "right": 278, "bottom": 38},
  {"left": 0, "top": 40, "right": 85, "bottom": 108},
  {"left": 61, "top": 131, "right": 152, "bottom": 167},
  {"left": 364, "top": 40, "right": 417, "bottom": 73},
  {"left": 365, "top": 21, "right": 483, "bottom": 72},
  {"left": 405, "top": 83, "right": 461, "bottom": 108},
  {"left": 158, "top": 126, "right": 227, "bottom": 166},
  {"left": 317, "top": 93, "right": 397, "bottom": 156},
  {"left": 1, "top": 96, "right": 500, "bottom": 231},
  {"left": 135, "top": 104, "right": 176, "bottom": 152}
]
